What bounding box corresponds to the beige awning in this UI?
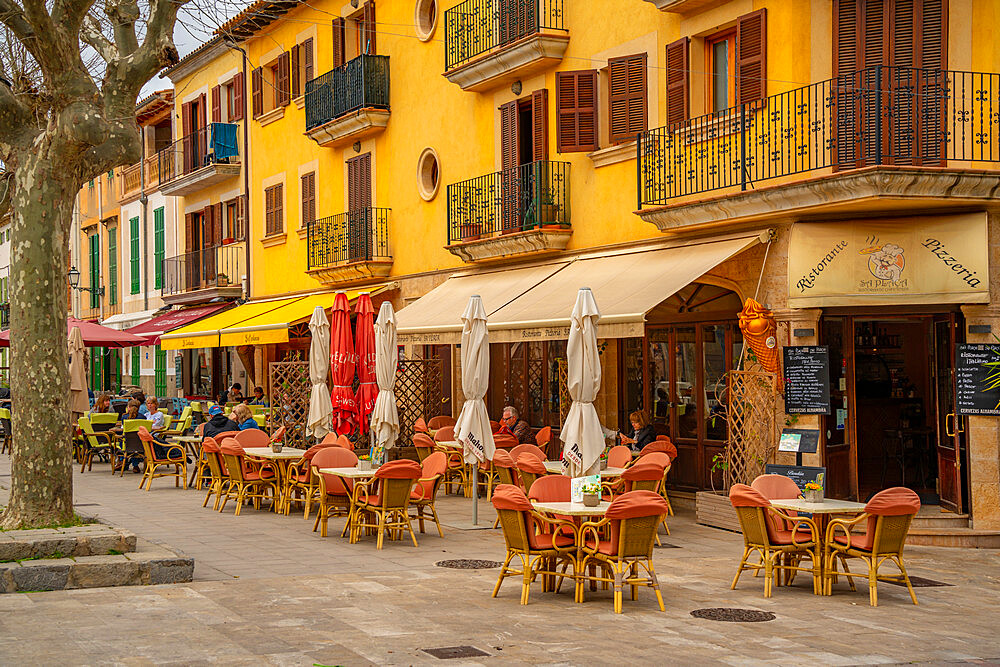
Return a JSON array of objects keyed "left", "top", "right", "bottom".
[{"left": 397, "top": 232, "right": 767, "bottom": 344}]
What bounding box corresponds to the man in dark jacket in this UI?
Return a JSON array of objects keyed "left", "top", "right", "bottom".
[{"left": 202, "top": 405, "right": 240, "bottom": 441}]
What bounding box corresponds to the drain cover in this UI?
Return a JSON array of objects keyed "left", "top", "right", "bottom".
[
  {"left": 422, "top": 646, "right": 490, "bottom": 660},
  {"left": 435, "top": 559, "right": 502, "bottom": 569},
  {"left": 883, "top": 575, "right": 953, "bottom": 588},
  {"left": 691, "top": 608, "right": 775, "bottom": 623}
]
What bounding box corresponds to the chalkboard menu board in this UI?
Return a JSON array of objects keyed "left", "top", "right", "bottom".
[
  {"left": 956, "top": 343, "right": 1000, "bottom": 416},
  {"left": 783, "top": 346, "right": 831, "bottom": 415},
  {"left": 174, "top": 355, "right": 184, "bottom": 390},
  {"left": 764, "top": 464, "right": 827, "bottom": 492}
]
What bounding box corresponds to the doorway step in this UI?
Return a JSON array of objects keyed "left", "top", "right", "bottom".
[{"left": 906, "top": 508, "right": 1000, "bottom": 548}]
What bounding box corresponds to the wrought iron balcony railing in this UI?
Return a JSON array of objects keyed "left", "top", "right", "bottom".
[
  {"left": 447, "top": 160, "right": 570, "bottom": 244},
  {"left": 305, "top": 55, "right": 390, "bottom": 131},
  {"left": 307, "top": 208, "right": 391, "bottom": 270},
  {"left": 638, "top": 66, "right": 1000, "bottom": 208},
  {"left": 159, "top": 123, "right": 241, "bottom": 185},
  {"left": 445, "top": 0, "right": 565, "bottom": 71},
  {"left": 161, "top": 241, "right": 246, "bottom": 296}
]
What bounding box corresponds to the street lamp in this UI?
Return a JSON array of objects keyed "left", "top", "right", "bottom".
[{"left": 67, "top": 265, "right": 104, "bottom": 297}]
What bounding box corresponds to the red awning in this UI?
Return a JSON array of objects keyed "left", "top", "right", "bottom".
[
  {"left": 124, "top": 303, "right": 233, "bottom": 346},
  {"left": 0, "top": 317, "right": 147, "bottom": 348}
]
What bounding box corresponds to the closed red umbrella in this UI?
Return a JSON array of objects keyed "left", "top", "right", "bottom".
[
  {"left": 354, "top": 293, "right": 377, "bottom": 436},
  {"left": 329, "top": 292, "right": 357, "bottom": 436},
  {"left": 0, "top": 317, "right": 146, "bottom": 348}
]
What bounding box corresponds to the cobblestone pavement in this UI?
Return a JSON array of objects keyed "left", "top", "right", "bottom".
[{"left": 2, "top": 456, "right": 1000, "bottom": 666}]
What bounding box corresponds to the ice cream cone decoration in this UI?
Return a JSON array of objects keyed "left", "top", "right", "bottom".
[{"left": 738, "top": 298, "right": 778, "bottom": 372}]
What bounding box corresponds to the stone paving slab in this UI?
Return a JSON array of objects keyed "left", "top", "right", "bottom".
[{"left": 2, "top": 456, "right": 1000, "bottom": 664}]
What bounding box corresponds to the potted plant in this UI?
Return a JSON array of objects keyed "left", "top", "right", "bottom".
[
  {"left": 270, "top": 441, "right": 283, "bottom": 454},
  {"left": 358, "top": 454, "right": 372, "bottom": 471},
  {"left": 599, "top": 447, "right": 609, "bottom": 470},
  {"left": 803, "top": 481, "right": 824, "bottom": 503},
  {"left": 581, "top": 482, "right": 602, "bottom": 507}
]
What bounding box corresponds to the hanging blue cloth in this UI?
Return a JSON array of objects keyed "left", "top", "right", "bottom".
[{"left": 211, "top": 123, "right": 239, "bottom": 161}]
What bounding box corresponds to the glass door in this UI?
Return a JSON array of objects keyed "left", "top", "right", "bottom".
[{"left": 933, "top": 314, "right": 965, "bottom": 512}]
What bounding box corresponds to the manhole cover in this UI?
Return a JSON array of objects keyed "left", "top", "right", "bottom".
[
  {"left": 421, "top": 646, "right": 490, "bottom": 660},
  {"left": 690, "top": 608, "right": 776, "bottom": 623},
  {"left": 883, "top": 576, "right": 953, "bottom": 588},
  {"left": 435, "top": 559, "right": 502, "bottom": 569}
]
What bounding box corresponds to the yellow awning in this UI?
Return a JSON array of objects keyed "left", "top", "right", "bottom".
[{"left": 160, "top": 297, "right": 302, "bottom": 350}]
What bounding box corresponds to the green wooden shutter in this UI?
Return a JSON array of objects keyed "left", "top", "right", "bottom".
[
  {"left": 154, "top": 345, "right": 167, "bottom": 396},
  {"left": 88, "top": 234, "right": 100, "bottom": 309},
  {"left": 129, "top": 216, "right": 140, "bottom": 294},
  {"left": 154, "top": 207, "right": 165, "bottom": 289},
  {"left": 113, "top": 351, "right": 122, "bottom": 393},
  {"left": 131, "top": 346, "right": 141, "bottom": 385},
  {"left": 108, "top": 227, "right": 118, "bottom": 305}
]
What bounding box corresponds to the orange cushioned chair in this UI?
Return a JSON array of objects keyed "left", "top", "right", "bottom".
[
  {"left": 351, "top": 459, "right": 422, "bottom": 549},
  {"left": 535, "top": 426, "right": 556, "bottom": 459},
  {"left": 218, "top": 438, "right": 277, "bottom": 516},
  {"left": 729, "top": 484, "right": 820, "bottom": 598},
  {"left": 194, "top": 429, "right": 237, "bottom": 489},
  {"left": 618, "top": 462, "right": 669, "bottom": 540},
  {"left": 751, "top": 474, "right": 804, "bottom": 532},
  {"left": 527, "top": 475, "right": 575, "bottom": 542},
  {"left": 234, "top": 428, "right": 270, "bottom": 448},
  {"left": 489, "top": 420, "right": 500, "bottom": 433},
  {"left": 414, "top": 417, "right": 429, "bottom": 433},
  {"left": 433, "top": 425, "right": 455, "bottom": 443},
  {"left": 510, "top": 443, "right": 546, "bottom": 462},
  {"left": 606, "top": 445, "right": 632, "bottom": 469},
  {"left": 410, "top": 451, "right": 448, "bottom": 537},
  {"left": 137, "top": 427, "right": 186, "bottom": 491},
  {"left": 427, "top": 415, "right": 456, "bottom": 431},
  {"left": 823, "top": 487, "right": 921, "bottom": 606},
  {"left": 491, "top": 484, "right": 577, "bottom": 606},
  {"left": 578, "top": 490, "right": 670, "bottom": 613},
  {"left": 493, "top": 434, "right": 519, "bottom": 450},
  {"left": 200, "top": 437, "right": 228, "bottom": 510},
  {"left": 413, "top": 433, "right": 437, "bottom": 462},
  {"left": 516, "top": 453, "right": 549, "bottom": 494},
  {"left": 284, "top": 442, "right": 335, "bottom": 517},
  {"left": 311, "top": 447, "right": 359, "bottom": 536},
  {"left": 640, "top": 440, "right": 676, "bottom": 459},
  {"left": 492, "top": 449, "right": 521, "bottom": 489}
]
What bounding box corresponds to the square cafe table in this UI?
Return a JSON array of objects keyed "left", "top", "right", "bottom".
[
  {"left": 316, "top": 466, "right": 381, "bottom": 538},
  {"left": 244, "top": 447, "right": 308, "bottom": 513}
]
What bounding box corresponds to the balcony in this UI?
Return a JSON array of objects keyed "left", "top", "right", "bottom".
[
  {"left": 304, "top": 55, "right": 390, "bottom": 148},
  {"left": 161, "top": 241, "right": 246, "bottom": 305},
  {"left": 636, "top": 66, "right": 1000, "bottom": 232},
  {"left": 444, "top": 0, "right": 568, "bottom": 92},
  {"left": 118, "top": 154, "right": 163, "bottom": 204},
  {"left": 159, "top": 123, "right": 241, "bottom": 196},
  {"left": 306, "top": 208, "right": 392, "bottom": 286},
  {"left": 446, "top": 160, "right": 571, "bottom": 263}
]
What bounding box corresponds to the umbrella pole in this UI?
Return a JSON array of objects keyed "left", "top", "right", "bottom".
[{"left": 472, "top": 465, "right": 478, "bottom": 525}]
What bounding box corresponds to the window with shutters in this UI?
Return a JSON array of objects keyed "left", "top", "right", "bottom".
[
  {"left": 736, "top": 9, "right": 766, "bottom": 107},
  {"left": 131, "top": 346, "right": 141, "bottom": 386},
  {"left": 608, "top": 54, "right": 647, "bottom": 144},
  {"left": 556, "top": 70, "right": 598, "bottom": 153},
  {"left": 107, "top": 226, "right": 117, "bottom": 306},
  {"left": 154, "top": 345, "right": 167, "bottom": 396},
  {"left": 706, "top": 30, "right": 735, "bottom": 114},
  {"left": 665, "top": 37, "right": 689, "bottom": 125},
  {"left": 253, "top": 54, "right": 291, "bottom": 119},
  {"left": 291, "top": 39, "right": 315, "bottom": 98},
  {"left": 129, "top": 216, "right": 140, "bottom": 294},
  {"left": 88, "top": 233, "right": 100, "bottom": 309},
  {"left": 301, "top": 172, "right": 316, "bottom": 228},
  {"left": 153, "top": 207, "right": 165, "bottom": 290},
  {"left": 265, "top": 184, "right": 284, "bottom": 236},
  {"left": 224, "top": 197, "right": 243, "bottom": 241}
]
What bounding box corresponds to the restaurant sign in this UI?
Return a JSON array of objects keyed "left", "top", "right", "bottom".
[{"left": 788, "top": 213, "right": 989, "bottom": 307}]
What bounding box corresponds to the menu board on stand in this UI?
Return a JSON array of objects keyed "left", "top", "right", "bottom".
[
  {"left": 956, "top": 343, "right": 1000, "bottom": 416},
  {"left": 783, "top": 346, "right": 832, "bottom": 415}
]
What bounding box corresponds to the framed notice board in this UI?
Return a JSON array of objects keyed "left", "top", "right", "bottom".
[
  {"left": 956, "top": 343, "right": 1000, "bottom": 416},
  {"left": 764, "top": 464, "right": 826, "bottom": 492},
  {"left": 783, "top": 346, "right": 831, "bottom": 415}
]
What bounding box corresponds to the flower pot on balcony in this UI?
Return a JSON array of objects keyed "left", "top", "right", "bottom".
[
  {"left": 221, "top": 237, "right": 236, "bottom": 246},
  {"left": 216, "top": 273, "right": 230, "bottom": 287}
]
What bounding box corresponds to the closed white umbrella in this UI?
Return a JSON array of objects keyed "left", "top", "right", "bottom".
[
  {"left": 561, "top": 288, "right": 604, "bottom": 477},
  {"left": 453, "top": 295, "right": 495, "bottom": 525},
  {"left": 69, "top": 326, "right": 89, "bottom": 416},
  {"left": 370, "top": 301, "right": 399, "bottom": 463},
  {"left": 307, "top": 306, "right": 333, "bottom": 440}
]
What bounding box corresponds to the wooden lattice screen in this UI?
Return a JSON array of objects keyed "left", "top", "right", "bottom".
[
  {"left": 724, "top": 369, "right": 779, "bottom": 490},
  {"left": 557, "top": 358, "right": 570, "bottom": 426},
  {"left": 395, "top": 358, "right": 443, "bottom": 445},
  {"left": 269, "top": 360, "right": 311, "bottom": 448}
]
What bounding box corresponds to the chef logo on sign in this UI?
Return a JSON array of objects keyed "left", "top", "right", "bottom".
[{"left": 858, "top": 236, "right": 908, "bottom": 291}]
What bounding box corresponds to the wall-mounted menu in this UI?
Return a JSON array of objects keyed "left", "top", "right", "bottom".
[
  {"left": 956, "top": 343, "right": 1000, "bottom": 416},
  {"left": 783, "top": 346, "right": 831, "bottom": 415}
]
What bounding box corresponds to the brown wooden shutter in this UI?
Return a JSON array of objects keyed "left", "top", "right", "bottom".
[
  {"left": 184, "top": 212, "right": 195, "bottom": 252},
  {"left": 608, "top": 53, "right": 647, "bottom": 144},
  {"left": 347, "top": 154, "right": 373, "bottom": 211},
  {"left": 332, "top": 18, "right": 346, "bottom": 68},
  {"left": 291, "top": 44, "right": 301, "bottom": 98},
  {"left": 862, "top": 0, "right": 887, "bottom": 68},
  {"left": 301, "top": 172, "right": 316, "bottom": 226},
  {"left": 277, "top": 52, "right": 291, "bottom": 106},
  {"left": 555, "top": 71, "right": 598, "bottom": 153},
  {"left": 665, "top": 37, "right": 689, "bottom": 125},
  {"left": 499, "top": 101, "right": 518, "bottom": 171},
  {"left": 251, "top": 67, "right": 263, "bottom": 118},
  {"left": 737, "top": 9, "right": 767, "bottom": 106},
  {"left": 363, "top": 1, "right": 376, "bottom": 55},
  {"left": 833, "top": 0, "right": 858, "bottom": 79},
  {"left": 181, "top": 102, "right": 193, "bottom": 172},
  {"left": 232, "top": 73, "right": 245, "bottom": 121},
  {"left": 303, "top": 38, "right": 314, "bottom": 81},
  {"left": 919, "top": 0, "right": 947, "bottom": 70},
  {"left": 212, "top": 203, "right": 223, "bottom": 245},
  {"left": 531, "top": 89, "right": 548, "bottom": 161},
  {"left": 211, "top": 85, "right": 221, "bottom": 123},
  {"left": 203, "top": 204, "right": 214, "bottom": 249}
]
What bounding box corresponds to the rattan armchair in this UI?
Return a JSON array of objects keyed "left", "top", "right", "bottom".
[
  {"left": 114, "top": 419, "right": 153, "bottom": 476},
  {"left": 218, "top": 439, "right": 277, "bottom": 515},
  {"left": 350, "top": 460, "right": 422, "bottom": 549},
  {"left": 137, "top": 427, "right": 186, "bottom": 491},
  {"left": 515, "top": 453, "right": 549, "bottom": 494},
  {"left": 311, "top": 447, "right": 359, "bottom": 536},
  {"left": 199, "top": 437, "right": 228, "bottom": 510},
  {"left": 410, "top": 451, "right": 447, "bottom": 537},
  {"left": 78, "top": 418, "right": 116, "bottom": 472}
]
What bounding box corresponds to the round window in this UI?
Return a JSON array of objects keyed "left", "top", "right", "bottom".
[
  {"left": 417, "top": 148, "right": 440, "bottom": 202},
  {"left": 414, "top": 0, "right": 438, "bottom": 42}
]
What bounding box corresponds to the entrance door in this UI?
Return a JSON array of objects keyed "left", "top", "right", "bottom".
[
  {"left": 821, "top": 316, "right": 857, "bottom": 499},
  {"left": 933, "top": 314, "right": 965, "bottom": 512}
]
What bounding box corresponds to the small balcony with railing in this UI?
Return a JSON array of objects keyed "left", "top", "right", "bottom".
[
  {"left": 636, "top": 66, "right": 1000, "bottom": 232},
  {"left": 159, "top": 123, "right": 241, "bottom": 197},
  {"left": 306, "top": 208, "right": 392, "bottom": 286},
  {"left": 446, "top": 160, "right": 571, "bottom": 263},
  {"left": 444, "top": 0, "right": 568, "bottom": 92},
  {"left": 118, "top": 153, "right": 164, "bottom": 204},
  {"left": 305, "top": 55, "right": 390, "bottom": 148},
  {"left": 160, "top": 241, "right": 246, "bottom": 305}
]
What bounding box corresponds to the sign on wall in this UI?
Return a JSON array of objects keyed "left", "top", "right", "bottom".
[{"left": 788, "top": 213, "right": 989, "bottom": 307}]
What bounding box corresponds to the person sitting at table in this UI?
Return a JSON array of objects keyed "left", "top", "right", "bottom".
[
  {"left": 497, "top": 406, "right": 533, "bottom": 444},
  {"left": 203, "top": 405, "right": 239, "bottom": 440},
  {"left": 248, "top": 386, "right": 268, "bottom": 406},
  {"left": 231, "top": 403, "right": 259, "bottom": 431},
  {"left": 110, "top": 399, "right": 143, "bottom": 472},
  {"left": 619, "top": 409, "right": 655, "bottom": 453},
  {"left": 131, "top": 390, "right": 149, "bottom": 416},
  {"left": 92, "top": 392, "right": 116, "bottom": 414}
]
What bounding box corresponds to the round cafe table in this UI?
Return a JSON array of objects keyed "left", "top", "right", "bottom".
[{"left": 244, "top": 446, "right": 309, "bottom": 513}]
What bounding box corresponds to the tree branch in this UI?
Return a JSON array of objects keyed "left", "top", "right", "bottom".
[
  {"left": 106, "top": 0, "right": 139, "bottom": 57},
  {"left": 81, "top": 14, "right": 117, "bottom": 63},
  {"left": 0, "top": 0, "right": 45, "bottom": 65},
  {"left": 51, "top": 0, "right": 95, "bottom": 36},
  {"left": 0, "top": 80, "right": 34, "bottom": 150}
]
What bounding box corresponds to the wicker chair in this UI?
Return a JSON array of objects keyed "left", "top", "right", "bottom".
[
  {"left": 90, "top": 413, "right": 119, "bottom": 431},
  {"left": 433, "top": 425, "right": 455, "bottom": 443},
  {"left": 283, "top": 442, "right": 334, "bottom": 516},
  {"left": 493, "top": 433, "right": 519, "bottom": 450},
  {"left": 427, "top": 415, "right": 456, "bottom": 431},
  {"left": 729, "top": 484, "right": 821, "bottom": 598},
  {"left": 414, "top": 417, "right": 428, "bottom": 434},
  {"left": 606, "top": 445, "right": 631, "bottom": 469},
  {"left": 78, "top": 418, "right": 116, "bottom": 472},
  {"left": 311, "top": 447, "right": 359, "bottom": 536},
  {"left": 490, "top": 449, "right": 521, "bottom": 528},
  {"left": 413, "top": 433, "right": 437, "bottom": 462},
  {"left": 200, "top": 437, "right": 228, "bottom": 510},
  {"left": 510, "top": 443, "right": 546, "bottom": 462},
  {"left": 234, "top": 428, "right": 270, "bottom": 448},
  {"left": 534, "top": 426, "right": 555, "bottom": 459},
  {"left": 577, "top": 490, "right": 670, "bottom": 613},
  {"left": 137, "top": 427, "right": 186, "bottom": 491},
  {"left": 491, "top": 484, "right": 578, "bottom": 605},
  {"left": 410, "top": 451, "right": 447, "bottom": 537},
  {"left": 515, "top": 453, "right": 549, "bottom": 494},
  {"left": 218, "top": 438, "right": 277, "bottom": 515},
  {"left": 823, "top": 487, "right": 921, "bottom": 606},
  {"left": 160, "top": 406, "right": 193, "bottom": 438},
  {"left": 351, "top": 459, "right": 422, "bottom": 549},
  {"left": 436, "top": 431, "right": 468, "bottom": 496},
  {"left": 0, "top": 407, "right": 10, "bottom": 455},
  {"left": 114, "top": 419, "right": 153, "bottom": 476},
  {"left": 194, "top": 427, "right": 237, "bottom": 489}
]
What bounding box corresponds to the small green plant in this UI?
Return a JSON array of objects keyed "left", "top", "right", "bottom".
[
  {"left": 581, "top": 482, "right": 602, "bottom": 496},
  {"left": 709, "top": 453, "right": 729, "bottom": 494}
]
